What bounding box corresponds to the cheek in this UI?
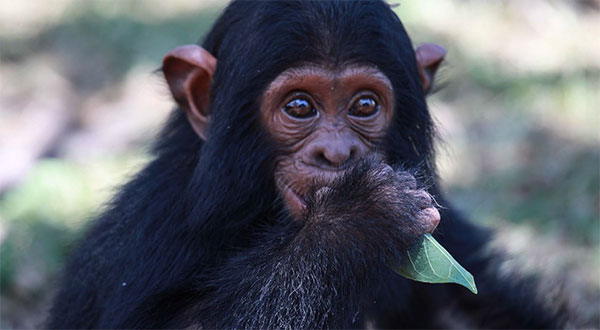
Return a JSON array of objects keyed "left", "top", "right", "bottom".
[
  {"left": 273, "top": 156, "right": 310, "bottom": 218},
  {"left": 273, "top": 155, "right": 309, "bottom": 191},
  {"left": 265, "top": 111, "right": 313, "bottom": 197},
  {"left": 349, "top": 114, "right": 391, "bottom": 144},
  {"left": 273, "top": 156, "right": 294, "bottom": 185},
  {"left": 268, "top": 111, "right": 315, "bottom": 147}
]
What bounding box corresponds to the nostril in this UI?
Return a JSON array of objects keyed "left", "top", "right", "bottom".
[
  {"left": 310, "top": 140, "right": 358, "bottom": 169},
  {"left": 348, "top": 148, "right": 356, "bottom": 162},
  {"left": 317, "top": 152, "right": 330, "bottom": 167},
  {"left": 320, "top": 148, "right": 352, "bottom": 168}
]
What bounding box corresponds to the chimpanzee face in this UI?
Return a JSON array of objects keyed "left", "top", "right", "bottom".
[{"left": 260, "top": 64, "right": 395, "bottom": 217}]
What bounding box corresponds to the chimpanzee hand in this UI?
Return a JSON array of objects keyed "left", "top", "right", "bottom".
[
  {"left": 386, "top": 167, "right": 441, "bottom": 234},
  {"left": 303, "top": 157, "right": 440, "bottom": 257}
]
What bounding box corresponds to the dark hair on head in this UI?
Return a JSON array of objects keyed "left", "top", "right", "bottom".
[
  {"left": 151, "top": 0, "right": 437, "bottom": 232},
  {"left": 198, "top": 0, "right": 435, "bottom": 172}
]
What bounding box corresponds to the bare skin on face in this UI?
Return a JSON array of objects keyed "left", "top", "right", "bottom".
[
  {"left": 261, "top": 65, "right": 394, "bottom": 215},
  {"left": 260, "top": 64, "right": 440, "bottom": 232}
]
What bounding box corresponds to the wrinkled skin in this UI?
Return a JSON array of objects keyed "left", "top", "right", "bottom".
[{"left": 261, "top": 64, "right": 439, "bottom": 231}]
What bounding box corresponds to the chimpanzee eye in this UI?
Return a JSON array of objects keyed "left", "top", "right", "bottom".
[
  {"left": 283, "top": 98, "right": 317, "bottom": 119},
  {"left": 348, "top": 97, "right": 379, "bottom": 117}
]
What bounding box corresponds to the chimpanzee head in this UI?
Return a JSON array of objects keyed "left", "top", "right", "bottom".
[{"left": 161, "top": 0, "right": 445, "bottom": 218}]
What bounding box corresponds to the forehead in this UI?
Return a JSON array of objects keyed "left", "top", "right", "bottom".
[{"left": 264, "top": 64, "right": 394, "bottom": 95}]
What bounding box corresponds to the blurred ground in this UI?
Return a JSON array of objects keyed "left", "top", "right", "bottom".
[{"left": 0, "top": 0, "right": 598, "bottom": 328}]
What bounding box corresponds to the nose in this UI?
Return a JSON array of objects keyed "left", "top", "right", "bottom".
[{"left": 307, "top": 131, "right": 362, "bottom": 169}]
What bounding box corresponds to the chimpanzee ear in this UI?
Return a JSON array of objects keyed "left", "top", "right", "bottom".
[
  {"left": 163, "top": 45, "right": 217, "bottom": 140},
  {"left": 415, "top": 43, "right": 446, "bottom": 95}
]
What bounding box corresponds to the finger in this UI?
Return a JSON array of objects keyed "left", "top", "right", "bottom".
[
  {"left": 396, "top": 172, "right": 417, "bottom": 190},
  {"left": 378, "top": 164, "right": 394, "bottom": 177},
  {"left": 412, "top": 190, "right": 432, "bottom": 208},
  {"left": 315, "top": 186, "right": 333, "bottom": 201},
  {"left": 417, "top": 207, "right": 441, "bottom": 233}
]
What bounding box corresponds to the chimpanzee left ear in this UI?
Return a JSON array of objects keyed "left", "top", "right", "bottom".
[
  {"left": 163, "top": 45, "right": 217, "bottom": 140},
  {"left": 415, "top": 43, "right": 446, "bottom": 94}
]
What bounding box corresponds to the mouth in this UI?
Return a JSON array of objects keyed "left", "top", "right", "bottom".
[
  {"left": 283, "top": 186, "right": 307, "bottom": 217},
  {"left": 282, "top": 179, "right": 338, "bottom": 218},
  {"left": 278, "top": 170, "right": 343, "bottom": 218}
]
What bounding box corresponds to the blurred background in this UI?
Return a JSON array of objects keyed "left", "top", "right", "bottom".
[{"left": 0, "top": 0, "right": 598, "bottom": 327}]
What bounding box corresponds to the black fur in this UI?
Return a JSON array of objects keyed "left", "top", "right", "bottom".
[{"left": 47, "top": 1, "right": 562, "bottom": 328}]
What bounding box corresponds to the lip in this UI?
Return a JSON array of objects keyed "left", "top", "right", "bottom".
[
  {"left": 283, "top": 186, "right": 307, "bottom": 216},
  {"left": 279, "top": 171, "right": 342, "bottom": 217}
]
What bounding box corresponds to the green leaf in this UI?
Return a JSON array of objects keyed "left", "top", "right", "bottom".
[{"left": 389, "top": 233, "right": 478, "bottom": 294}]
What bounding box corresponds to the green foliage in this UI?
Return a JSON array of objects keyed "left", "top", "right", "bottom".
[
  {"left": 0, "top": 156, "right": 144, "bottom": 296},
  {"left": 390, "top": 234, "right": 478, "bottom": 294},
  {"left": 2, "top": 160, "right": 102, "bottom": 227}
]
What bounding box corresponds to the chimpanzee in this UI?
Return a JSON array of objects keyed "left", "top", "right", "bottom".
[{"left": 47, "top": 1, "right": 563, "bottom": 328}]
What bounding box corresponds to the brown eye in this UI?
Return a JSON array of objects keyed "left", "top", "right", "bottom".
[
  {"left": 348, "top": 97, "right": 379, "bottom": 117},
  {"left": 283, "top": 98, "right": 317, "bottom": 119}
]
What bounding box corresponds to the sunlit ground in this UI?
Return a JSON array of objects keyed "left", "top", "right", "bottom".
[{"left": 0, "top": 0, "right": 598, "bottom": 327}]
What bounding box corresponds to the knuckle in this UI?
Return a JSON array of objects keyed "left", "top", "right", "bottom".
[
  {"left": 395, "top": 172, "right": 417, "bottom": 190},
  {"left": 417, "top": 207, "right": 441, "bottom": 233}
]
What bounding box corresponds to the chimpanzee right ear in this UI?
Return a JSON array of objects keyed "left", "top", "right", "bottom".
[{"left": 163, "top": 45, "right": 217, "bottom": 140}]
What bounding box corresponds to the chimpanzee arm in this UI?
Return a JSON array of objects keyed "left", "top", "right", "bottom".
[{"left": 189, "top": 161, "right": 438, "bottom": 329}]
